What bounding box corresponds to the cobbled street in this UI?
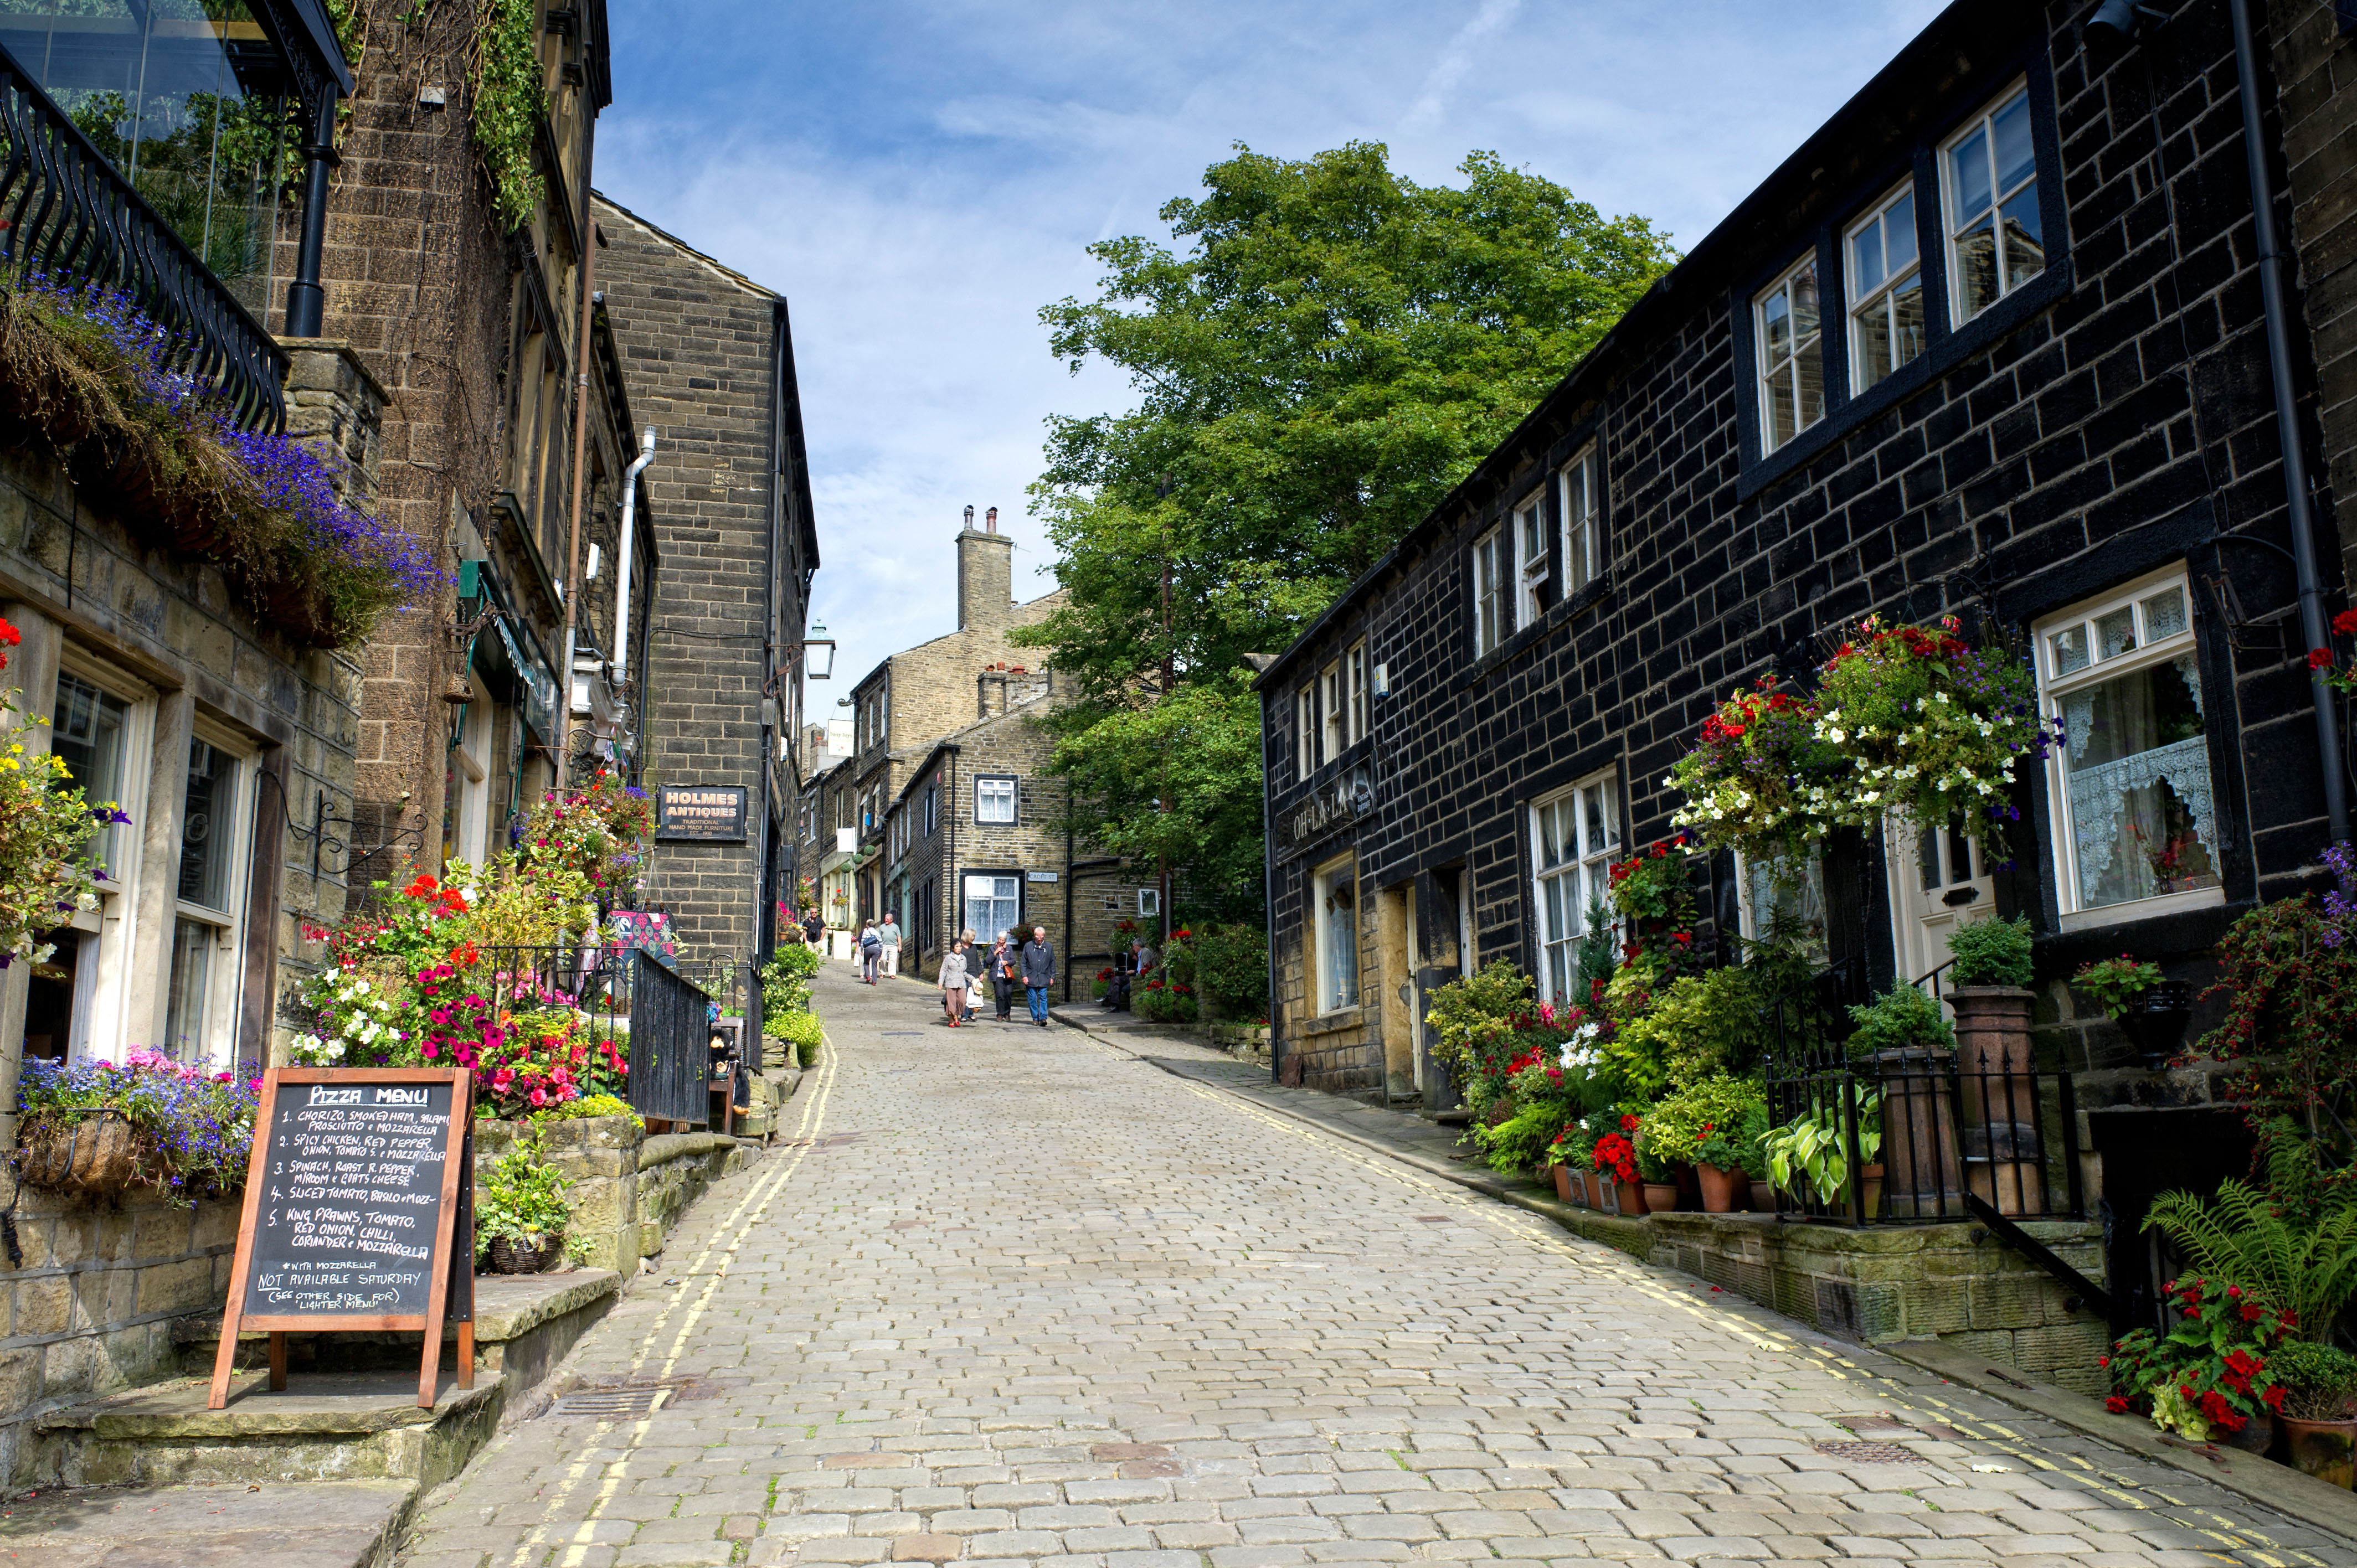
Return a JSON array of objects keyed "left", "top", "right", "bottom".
[{"left": 399, "top": 963, "right": 2352, "bottom": 1568}]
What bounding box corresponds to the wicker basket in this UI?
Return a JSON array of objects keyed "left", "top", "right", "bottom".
[
  {"left": 17, "top": 1111, "right": 140, "bottom": 1196},
  {"left": 486, "top": 1231, "right": 567, "bottom": 1275}
]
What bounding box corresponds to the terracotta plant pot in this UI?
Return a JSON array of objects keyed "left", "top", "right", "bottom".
[
  {"left": 1749, "top": 1179, "right": 1777, "bottom": 1214},
  {"left": 1695, "top": 1163, "right": 1746, "bottom": 1214},
  {"left": 2281, "top": 1416, "right": 2357, "bottom": 1486},
  {"left": 18, "top": 1110, "right": 140, "bottom": 1196},
  {"left": 1551, "top": 1163, "right": 1574, "bottom": 1203},
  {"left": 1613, "top": 1179, "right": 1648, "bottom": 1216},
  {"left": 486, "top": 1231, "right": 566, "bottom": 1275},
  {"left": 1641, "top": 1181, "right": 1678, "bottom": 1214},
  {"left": 1857, "top": 1163, "right": 1886, "bottom": 1220},
  {"left": 1584, "top": 1170, "right": 1606, "bottom": 1210},
  {"left": 2222, "top": 1412, "right": 2276, "bottom": 1455}
]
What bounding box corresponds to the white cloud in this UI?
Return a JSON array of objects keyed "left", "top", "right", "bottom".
[{"left": 1401, "top": 0, "right": 1524, "bottom": 132}]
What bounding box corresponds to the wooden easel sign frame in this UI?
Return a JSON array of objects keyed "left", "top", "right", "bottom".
[{"left": 209, "top": 1067, "right": 475, "bottom": 1410}]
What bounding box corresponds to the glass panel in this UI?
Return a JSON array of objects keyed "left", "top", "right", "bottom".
[
  {"left": 1852, "top": 220, "right": 1884, "bottom": 294},
  {"left": 1954, "top": 215, "right": 1997, "bottom": 320},
  {"left": 1585, "top": 783, "right": 1616, "bottom": 853},
  {"left": 1999, "top": 186, "right": 2044, "bottom": 292},
  {"left": 2050, "top": 624, "right": 2090, "bottom": 675},
  {"left": 1886, "top": 192, "right": 1918, "bottom": 270},
  {"left": 164, "top": 916, "right": 212, "bottom": 1064},
  {"left": 1794, "top": 338, "right": 1824, "bottom": 431},
  {"left": 1856, "top": 298, "right": 1893, "bottom": 391},
  {"left": 1789, "top": 262, "right": 1819, "bottom": 339},
  {"left": 1767, "top": 368, "right": 1796, "bottom": 449},
  {"left": 1946, "top": 824, "right": 1975, "bottom": 886},
  {"left": 2061, "top": 658, "right": 2216, "bottom": 909},
  {"left": 1993, "top": 92, "right": 2036, "bottom": 195},
  {"left": 1538, "top": 801, "right": 1566, "bottom": 870},
  {"left": 52, "top": 672, "right": 129, "bottom": 874},
  {"left": 2097, "top": 606, "right": 2137, "bottom": 660},
  {"left": 1519, "top": 502, "right": 1543, "bottom": 561},
  {"left": 1890, "top": 273, "right": 1924, "bottom": 370},
  {"left": 2140, "top": 587, "right": 2188, "bottom": 641},
  {"left": 1761, "top": 286, "right": 1791, "bottom": 363},
  {"left": 178, "top": 739, "right": 233, "bottom": 910},
  {"left": 1918, "top": 826, "right": 1942, "bottom": 893},
  {"left": 0, "top": 1, "right": 301, "bottom": 312},
  {"left": 1950, "top": 126, "right": 1993, "bottom": 220}
]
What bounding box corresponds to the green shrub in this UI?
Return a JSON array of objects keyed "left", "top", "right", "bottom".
[
  {"left": 1475, "top": 1104, "right": 1560, "bottom": 1177},
  {"left": 773, "top": 1009, "right": 823, "bottom": 1067},
  {"left": 762, "top": 945, "right": 822, "bottom": 1030},
  {"left": 1947, "top": 916, "right": 2032, "bottom": 989},
  {"left": 2270, "top": 1341, "right": 2357, "bottom": 1419},
  {"left": 1134, "top": 981, "right": 1198, "bottom": 1024},
  {"left": 1846, "top": 983, "right": 1954, "bottom": 1055},
  {"left": 1192, "top": 922, "right": 1269, "bottom": 1020},
  {"left": 1639, "top": 1075, "right": 1767, "bottom": 1168},
  {"left": 477, "top": 1128, "right": 570, "bottom": 1253},
  {"left": 532, "top": 1092, "right": 639, "bottom": 1125},
  {"left": 1611, "top": 964, "right": 1778, "bottom": 1092}
]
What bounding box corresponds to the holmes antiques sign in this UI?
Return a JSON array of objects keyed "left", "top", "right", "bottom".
[
  {"left": 1277, "top": 768, "right": 1373, "bottom": 858},
  {"left": 657, "top": 785, "right": 749, "bottom": 842}
]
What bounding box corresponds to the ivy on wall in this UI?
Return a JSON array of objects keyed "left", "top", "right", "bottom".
[{"left": 469, "top": 0, "right": 547, "bottom": 234}]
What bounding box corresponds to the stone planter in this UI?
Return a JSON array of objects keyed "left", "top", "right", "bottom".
[
  {"left": 1869, "top": 1047, "right": 1964, "bottom": 1219},
  {"left": 1949, "top": 986, "right": 2035, "bottom": 1093},
  {"left": 1695, "top": 1164, "right": 1746, "bottom": 1213},
  {"left": 2282, "top": 1416, "right": 2357, "bottom": 1488}
]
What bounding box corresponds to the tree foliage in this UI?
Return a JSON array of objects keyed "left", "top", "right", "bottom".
[{"left": 1018, "top": 141, "right": 1677, "bottom": 905}]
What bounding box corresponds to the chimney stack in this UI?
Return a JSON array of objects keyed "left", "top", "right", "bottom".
[{"left": 956, "top": 503, "right": 1015, "bottom": 631}]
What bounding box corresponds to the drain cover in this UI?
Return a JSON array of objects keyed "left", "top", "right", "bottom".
[
  {"left": 1814, "top": 1440, "right": 1916, "bottom": 1462},
  {"left": 551, "top": 1383, "right": 673, "bottom": 1419}
]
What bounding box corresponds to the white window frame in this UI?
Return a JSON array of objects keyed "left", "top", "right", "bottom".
[
  {"left": 975, "top": 774, "right": 1017, "bottom": 825},
  {"left": 447, "top": 672, "right": 492, "bottom": 867},
  {"left": 51, "top": 650, "right": 156, "bottom": 1068},
  {"left": 1472, "top": 527, "right": 1505, "bottom": 657},
  {"left": 1530, "top": 772, "right": 1620, "bottom": 1005},
  {"left": 1321, "top": 658, "right": 1346, "bottom": 761},
  {"left": 1755, "top": 254, "right": 1824, "bottom": 455},
  {"left": 2035, "top": 565, "right": 2221, "bottom": 929},
  {"left": 1558, "top": 445, "right": 1601, "bottom": 596},
  {"left": 962, "top": 873, "right": 1021, "bottom": 945},
  {"left": 1312, "top": 852, "right": 1360, "bottom": 1015},
  {"left": 1296, "top": 685, "right": 1316, "bottom": 779},
  {"left": 1845, "top": 180, "right": 1924, "bottom": 395},
  {"left": 1941, "top": 81, "right": 2043, "bottom": 327},
  {"left": 1346, "top": 641, "right": 1368, "bottom": 746},
  {"left": 1513, "top": 490, "right": 1548, "bottom": 627},
  {"left": 165, "top": 719, "right": 256, "bottom": 1070}
]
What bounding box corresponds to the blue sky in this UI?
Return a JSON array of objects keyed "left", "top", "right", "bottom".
[{"left": 595, "top": 0, "right": 1947, "bottom": 713}]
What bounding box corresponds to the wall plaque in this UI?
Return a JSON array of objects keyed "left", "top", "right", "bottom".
[
  {"left": 657, "top": 785, "right": 749, "bottom": 842},
  {"left": 210, "top": 1069, "right": 474, "bottom": 1410}
]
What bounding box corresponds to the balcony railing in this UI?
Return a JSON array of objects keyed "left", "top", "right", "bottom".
[{"left": 0, "top": 39, "right": 287, "bottom": 430}]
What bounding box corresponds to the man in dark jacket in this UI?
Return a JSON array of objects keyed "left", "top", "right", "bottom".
[{"left": 1020, "top": 926, "right": 1056, "bottom": 1027}]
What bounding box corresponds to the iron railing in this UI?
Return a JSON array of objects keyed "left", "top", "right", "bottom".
[
  {"left": 0, "top": 39, "right": 287, "bottom": 429},
  {"left": 1763, "top": 1031, "right": 2084, "bottom": 1225},
  {"left": 627, "top": 947, "right": 714, "bottom": 1126},
  {"left": 742, "top": 954, "right": 764, "bottom": 1073},
  {"left": 460, "top": 943, "right": 713, "bottom": 1129}
]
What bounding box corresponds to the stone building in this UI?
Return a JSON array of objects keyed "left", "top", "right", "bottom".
[
  {"left": 1254, "top": 0, "right": 2357, "bottom": 1324},
  {"left": 593, "top": 193, "right": 821, "bottom": 974}
]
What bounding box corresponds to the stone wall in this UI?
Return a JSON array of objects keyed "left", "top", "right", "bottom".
[
  {"left": 0, "top": 1185, "right": 240, "bottom": 1486},
  {"left": 475, "top": 1115, "right": 764, "bottom": 1273},
  {"left": 2271, "top": 0, "right": 2357, "bottom": 590}
]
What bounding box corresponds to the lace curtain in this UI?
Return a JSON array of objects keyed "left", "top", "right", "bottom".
[{"left": 2065, "top": 734, "right": 2215, "bottom": 889}]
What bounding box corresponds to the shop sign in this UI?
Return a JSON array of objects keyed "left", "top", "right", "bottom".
[{"left": 657, "top": 785, "right": 749, "bottom": 842}]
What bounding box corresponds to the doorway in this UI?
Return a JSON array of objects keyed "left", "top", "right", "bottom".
[
  {"left": 1412, "top": 866, "right": 1470, "bottom": 1116},
  {"left": 1886, "top": 816, "right": 1998, "bottom": 990}
]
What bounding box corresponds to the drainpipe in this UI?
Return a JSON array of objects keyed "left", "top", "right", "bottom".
[
  {"left": 281, "top": 89, "right": 338, "bottom": 338},
  {"left": 610, "top": 428, "right": 657, "bottom": 679},
  {"left": 2227, "top": 0, "right": 2350, "bottom": 845}
]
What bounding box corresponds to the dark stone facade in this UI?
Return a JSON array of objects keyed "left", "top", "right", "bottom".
[
  {"left": 1257, "top": 0, "right": 2351, "bottom": 1132},
  {"left": 594, "top": 195, "right": 821, "bottom": 976}
]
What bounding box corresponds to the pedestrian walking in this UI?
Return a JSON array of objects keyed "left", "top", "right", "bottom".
[
  {"left": 801, "top": 909, "right": 824, "bottom": 947},
  {"left": 938, "top": 940, "right": 970, "bottom": 1027},
  {"left": 959, "top": 929, "right": 984, "bottom": 1020},
  {"left": 1020, "top": 924, "right": 1056, "bottom": 1027},
  {"left": 858, "top": 920, "right": 883, "bottom": 984},
  {"left": 988, "top": 930, "right": 1018, "bottom": 1020},
  {"left": 878, "top": 913, "right": 902, "bottom": 978}
]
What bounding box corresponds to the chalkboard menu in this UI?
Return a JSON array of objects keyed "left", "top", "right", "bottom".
[{"left": 210, "top": 1069, "right": 475, "bottom": 1411}]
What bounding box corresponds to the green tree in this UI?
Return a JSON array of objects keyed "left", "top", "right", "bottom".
[{"left": 1017, "top": 140, "right": 1676, "bottom": 907}]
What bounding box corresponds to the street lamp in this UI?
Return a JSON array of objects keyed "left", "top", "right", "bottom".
[{"left": 802, "top": 617, "right": 836, "bottom": 681}]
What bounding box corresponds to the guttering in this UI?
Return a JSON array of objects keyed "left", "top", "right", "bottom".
[
  {"left": 610, "top": 428, "right": 657, "bottom": 677},
  {"left": 2227, "top": 0, "right": 2350, "bottom": 844}
]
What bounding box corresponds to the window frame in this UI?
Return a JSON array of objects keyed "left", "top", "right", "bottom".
[
  {"left": 924, "top": 782, "right": 939, "bottom": 838},
  {"left": 1558, "top": 444, "right": 1601, "bottom": 596},
  {"left": 961, "top": 870, "right": 1023, "bottom": 946},
  {"left": 1754, "top": 252, "right": 1825, "bottom": 456},
  {"left": 50, "top": 651, "right": 157, "bottom": 1067},
  {"left": 1321, "top": 658, "right": 1346, "bottom": 762},
  {"left": 2033, "top": 565, "right": 2222, "bottom": 928},
  {"left": 1844, "top": 179, "right": 1926, "bottom": 396},
  {"left": 974, "top": 773, "right": 1018, "bottom": 826},
  {"left": 1529, "top": 772, "right": 1621, "bottom": 1006},
  {"left": 1471, "top": 526, "right": 1506, "bottom": 657},
  {"left": 1513, "top": 489, "right": 1549, "bottom": 626},
  {"left": 1939, "top": 79, "right": 2044, "bottom": 327},
  {"left": 1311, "top": 851, "right": 1360, "bottom": 1015},
  {"left": 1346, "top": 641, "right": 1368, "bottom": 746},
  {"left": 165, "top": 721, "right": 256, "bottom": 1070}
]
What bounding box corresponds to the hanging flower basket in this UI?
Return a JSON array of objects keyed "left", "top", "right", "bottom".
[{"left": 17, "top": 1108, "right": 140, "bottom": 1196}]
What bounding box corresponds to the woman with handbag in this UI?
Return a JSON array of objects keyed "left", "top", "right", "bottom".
[{"left": 989, "top": 930, "right": 1020, "bottom": 1021}]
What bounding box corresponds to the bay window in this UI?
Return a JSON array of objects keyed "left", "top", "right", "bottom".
[
  {"left": 1531, "top": 772, "right": 1619, "bottom": 1004},
  {"left": 2037, "top": 571, "right": 2219, "bottom": 922}
]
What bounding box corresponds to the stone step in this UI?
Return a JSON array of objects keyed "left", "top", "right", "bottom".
[
  {"left": 24, "top": 1368, "right": 503, "bottom": 1491},
  {"left": 0, "top": 1479, "right": 415, "bottom": 1568}
]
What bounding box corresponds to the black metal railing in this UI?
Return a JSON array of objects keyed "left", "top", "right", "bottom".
[
  {"left": 456, "top": 943, "right": 713, "bottom": 1129},
  {"left": 1763, "top": 1033, "right": 2083, "bottom": 1224},
  {"left": 0, "top": 39, "right": 287, "bottom": 430},
  {"left": 742, "top": 954, "right": 764, "bottom": 1073},
  {"left": 628, "top": 948, "right": 714, "bottom": 1126}
]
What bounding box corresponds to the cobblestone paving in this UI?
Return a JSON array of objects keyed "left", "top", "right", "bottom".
[{"left": 399, "top": 963, "right": 2352, "bottom": 1568}]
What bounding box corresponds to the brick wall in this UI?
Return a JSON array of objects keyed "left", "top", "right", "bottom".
[
  {"left": 2271, "top": 0, "right": 2357, "bottom": 587},
  {"left": 1260, "top": 2, "right": 2348, "bottom": 1099},
  {"left": 593, "top": 195, "right": 792, "bottom": 967}
]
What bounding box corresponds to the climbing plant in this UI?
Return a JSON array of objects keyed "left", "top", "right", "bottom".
[{"left": 469, "top": 0, "right": 547, "bottom": 233}]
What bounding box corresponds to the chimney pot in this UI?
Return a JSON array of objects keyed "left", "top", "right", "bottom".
[
  {"left": 963, "top": 504, "right": 975, "bottom": 529},
  {"left": 986, "top": 506, "right": 998, "bottom": 532}
]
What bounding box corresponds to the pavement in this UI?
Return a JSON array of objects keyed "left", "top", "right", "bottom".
[{"left": 385, "top": 960, "right": 2353, "bottom": 1567}]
